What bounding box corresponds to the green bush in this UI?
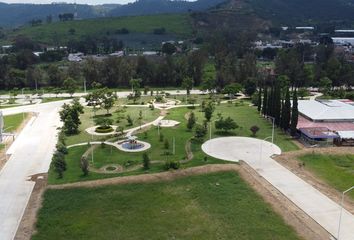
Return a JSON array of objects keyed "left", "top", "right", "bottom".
[
  {"left": 95, "top": 126, "right": 114, "bottom": 133},
  {"left": 164, "top": 160, "right": 180, "bottom": 170}
]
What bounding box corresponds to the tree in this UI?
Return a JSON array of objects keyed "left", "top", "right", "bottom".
[
  {"left": 319, "top": 77, "right": 332, "bottom": 95},
  {"left": 80, "top": 156, "right": 89, "bottom": 176},
  {"left": 63, "top": 77, "right": 76, "bottom": 97},
  {"left": 290, "top": 89, "right": 299, "bottom": 136},
  {"left": 274, "top": 83, "right": 282, "bottom": 126},
  {"left": 94, "top": 117, "right": 113, "bottom": 128},
  {"left": 262, "top": 86, "right": 268, "bottom": 116},
  {"left": 102, "top": 90, "right": 116, "bottom": 114},
  {"left": 142, "top": 153, "right": 150, "bottom": 170},
  {"left": 204, "top": 102, "right": 215, "bottom": 122},
  {"left": 281, "top": 88, "right": 291, "bottom": 131},
  {"left": 187, "top": 112, "right": 196, "bottom": 130},
  {"left": 161, "top": 42, "right": 176, "bottom": 55},
  {"left": 195, "top": 124, "right": 207, "bottom": 139},
  {"left": 126, "top": 115, "right": 133, "bottom": 126},
  {"left": 257, "top": 87, "right": 262, "bottom": 112},
  {"left": 164, "top": 139, "right": 170, "bottom": 150},
  {"left": 182, "top": 76, "right": 193, "bottom": 96},
  {"left": 52, "top": 151, "right": 66, "bottom": 179},
  {"left": 223, "top": 83, "right": 242, "bottom": 100},
  {"left": 250, "top": 125, "right": 260, "bottom": 137},
  {"left": 59, "top": 99, "right": 84, "bottom": 134},
  {"left": 215, "top": 117, "right": 238, "bottom": 133}
]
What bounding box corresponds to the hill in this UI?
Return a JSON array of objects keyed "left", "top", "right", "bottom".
[
  {"left": 109, "top": 0, "right": 226, "bottom": 16},
  {"left": 0, "top": 0, "right": 225, "bottom": 28},
  {"left": 247, "top": 0, "right": 354, "bottom": 25},
  {"left": 2, "top": 14, "right": 194, "bottom": 46}
]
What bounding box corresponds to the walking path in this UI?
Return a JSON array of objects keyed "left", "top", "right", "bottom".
[{"left": 202, "top": 137, "right": 354, "bottom": 240}]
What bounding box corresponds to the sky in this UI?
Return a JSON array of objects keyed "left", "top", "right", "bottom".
[{"left": 0, "top": 0, "right": 134, "bottom": 4}]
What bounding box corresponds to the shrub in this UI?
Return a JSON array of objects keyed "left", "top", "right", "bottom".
[
  {"left": 164, "top": 139, "right": 170, "bottom": 149},
  {"left": 126, "top": 115, "right": 133, "bottom": 126},
  {"left": 80, "top": 156, "right": 89, "bottom": 176},
  {"left": 142, "top": 153, "right": 150, "bottom": 170},
  {"left": 52, "top": 151, "right": 66, "bottom": 179},
  {"left": 164, "top": 160, "right": 180, "bottom": 170},
  {"left": 56, "top": 142, "right": 68, "bottom": 155},
  {"left": 95, "top": 126, "right": 114, "bottom": 133},
  {"left": 250, "top": 125, "right": 260, "bottom": 137}
]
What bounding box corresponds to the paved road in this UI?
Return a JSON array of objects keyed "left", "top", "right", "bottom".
[
  {"left": 202, "top": 137, "right": 354, "bottom": 240},
  {"left": 0, "top": 100, "right": 70, "bottom": 240}
]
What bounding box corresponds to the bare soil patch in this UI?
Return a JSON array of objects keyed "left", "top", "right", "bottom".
[{"left": 14, "top": 173, "right": 47, "bottom": 240}]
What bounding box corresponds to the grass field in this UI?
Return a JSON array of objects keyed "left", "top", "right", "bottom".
[
  {"left": 7, "top": 14, "right": 193, "bottom": 45},
  {"left": 65, "top": 106, "right": 160, "bottom": 146},
  {"left": 0, "top": 113, "right": 28, "bottom": 149},
  {"left": 3, "top": 113, "right": 28, "bottom": 132},
  {"left": 49, "top": 100, "right": 297, "bottom": 184},
  {"left": 194, "top": 102, "right": 298, "bottom": 152},
  {"left": 298, "top": 154, "right": 354, "bottom": 199},
  {"left": 34, "top": 172, "right": 300, "bottom": 240}
]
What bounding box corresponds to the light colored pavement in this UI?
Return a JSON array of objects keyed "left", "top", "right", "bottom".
[
  {"left": 0, "top": 100, "right": 70, "bottom": 240},
  {"left": 202, "top": 137, "right": 354, "bottom": 240}
]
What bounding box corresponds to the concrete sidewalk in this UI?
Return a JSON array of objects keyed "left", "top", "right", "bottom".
[
  {"left": 202, "top": 137, "right": 354, "bottom": 240},
  {"left": 0, "top": 101, "right": 65, "bottom": 240}
]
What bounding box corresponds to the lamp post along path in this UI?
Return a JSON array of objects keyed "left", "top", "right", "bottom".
[{"left": 337, "top": 186, "right": 354, "bottom": 240}]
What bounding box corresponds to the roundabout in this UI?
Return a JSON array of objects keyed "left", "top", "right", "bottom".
[{"left": 202, "top": 137, "right": 281, "bottom": 163}]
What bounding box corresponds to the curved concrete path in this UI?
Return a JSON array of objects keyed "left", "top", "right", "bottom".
[{"left": 202, "top": 137, "right": 354, "bottom": 240}]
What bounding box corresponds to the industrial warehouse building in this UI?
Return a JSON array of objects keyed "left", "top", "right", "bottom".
[{"left": 297, "top": 99, "right": 354, "bottom": 146}]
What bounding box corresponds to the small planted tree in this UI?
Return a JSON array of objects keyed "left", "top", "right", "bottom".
[
  {"left": 250, "top": 125, "right": 260, "bottom": 137},
  {"left": 126, "top": 115, "right": 133, "bottom": 126},
  {"left": 187, "top": 112, "right": 196, "bottom": 130},
  {"left": 142, "top": 153, "right": 150, "bottom": 170},
  {"left": 204, "top": 102, "right": 214, "bottom": 122},
  {"left": 164, "top": 139, "right": 170, "bottom": 149},
  {"left": 52, "top": 151, "right": 66, "bottom": 179},
  {"left": 80, "top": 156, "right": 89, "bottom": 176},
  {"left": 215, "top": 117, "right": 238, "bottom": 133},
  {"left": 195, "top": 124, "right": 207, "bottom": 140}
]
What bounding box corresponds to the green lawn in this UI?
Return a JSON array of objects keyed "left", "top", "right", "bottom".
[
  {"left": 3, "top": 113, "right": 28, "bottom": 132},
  {"left": 8, "top": 14, "right": 193, "bottom": 45},
  {"left": 298, "top": 154, "right": 354, "bottom": 199},
  {"left": 65, "top": 106, "right": 160, "bottom": 146},
  {"left": 194, "top": 102, "right": 298, "bottom": 152},
  {"left": 34, "top": 172, "right": 300, "bottom": 240}
]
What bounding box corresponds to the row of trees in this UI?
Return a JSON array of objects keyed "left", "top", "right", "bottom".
[{"left": 258, "top": 78, "right": 299, "bottom": 136}]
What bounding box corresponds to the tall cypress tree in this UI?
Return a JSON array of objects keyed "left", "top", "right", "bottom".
[
  {"left": 290, "top": 89, "right": 299, "bottom": 136},
  {"left": 257, "top": 86, "right": 262, "bottom": 112},
  {"left": 262, "top": 86, "right": 268, "bottom": 116},
  {"left": 283, "top": 88, "right": 291, "bottom": 131},
  {"left": 268, "top": 85, "right": 274, "bottom": 117},
  {"left": 274, "top": 83, "right": 281, "bottom": 126}
]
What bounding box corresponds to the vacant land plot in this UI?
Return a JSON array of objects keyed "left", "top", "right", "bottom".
[
  {"left": 299, "top": 154, "right": 354, "bottom": 199},
  {"left": 34, "top": 172, "right": 300, "bottom": 240}
]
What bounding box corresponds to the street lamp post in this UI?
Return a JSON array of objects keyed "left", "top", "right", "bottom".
[
  {"left": 259, "top": 136, "right": 272, "bottom": 169},
  {"left": 265, "top": 116, "right": 275, "bottom": 143},
  {"left": 337, "top": 186, "right": 354, "bottom": 240}
]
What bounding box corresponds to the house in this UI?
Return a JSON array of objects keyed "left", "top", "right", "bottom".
[{"left": 68, "top": 52, "right": 84, "bottom": 62}]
